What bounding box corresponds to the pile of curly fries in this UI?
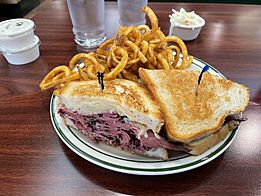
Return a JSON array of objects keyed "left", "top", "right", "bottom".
[{"left": 40, "top": 6, "right": 193, "bottom": 95}]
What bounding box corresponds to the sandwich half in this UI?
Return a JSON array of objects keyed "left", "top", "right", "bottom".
[
  {"left": 58, "top": 79, "right": 187, "bottom": 160},
  {"left": 139, "top": 68, "right": 250, "bottom": 155}
]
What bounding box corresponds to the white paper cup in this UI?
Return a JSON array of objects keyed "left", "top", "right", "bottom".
[
  {"left": 169, "top": 17, "right": 205, "bottom": 41},
  {"left": 0, "top": 18, "right": 35, "bottom": 49},
  {"left": 1, "top": 35, "right": 40, "bottom": 65}
]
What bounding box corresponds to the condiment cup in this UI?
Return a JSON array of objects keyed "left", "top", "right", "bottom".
[
  {"left": 1, "top": 35, "right": 40, "bottom": 65},
  {"left": 169, "top": 8, "right": 205, "bottom": 41},
  {"left": 0, "top": 18, "right": 35, "bottom": 49},
  {"left": 169, "top": 18, "right": 205, "bottom": 41}
]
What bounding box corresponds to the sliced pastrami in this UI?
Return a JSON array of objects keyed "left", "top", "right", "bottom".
[
  {"left": 139, "top": 131, "right": 189, "bottom": 152},
  {"left": 58, "top": 106, "right": 188, "bottom": 154},
  {"left": 58, "top": 106, "right": 147, "bottom": 153}
]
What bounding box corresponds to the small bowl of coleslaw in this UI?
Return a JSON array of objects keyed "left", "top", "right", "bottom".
[{"left": 169, "top": 8, "right": 205, "bottom": 41}]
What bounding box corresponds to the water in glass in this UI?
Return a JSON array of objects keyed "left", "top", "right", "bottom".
[{"left": 67, "top": 0, "right": 106, "bottom": 48}]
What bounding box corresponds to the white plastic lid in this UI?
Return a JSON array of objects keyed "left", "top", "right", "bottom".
[
  {"left": 0, "top": 18, "right": 35, "bottom": 38},
  {"left": 1, "top": 35, "right": 40, "bottom": 54}
]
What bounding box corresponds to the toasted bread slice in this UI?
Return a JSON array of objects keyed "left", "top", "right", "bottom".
[
  {"left": 186, "top": 120, "right": 240, "bottom": 155},
  {"left": 139, "top": 68, "right": 249, "bottom": 142},
  {"left": 59, "top": 79, "right": 164, "bottom": 134}
]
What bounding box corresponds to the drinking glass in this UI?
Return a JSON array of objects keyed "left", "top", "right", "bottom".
[
  {"left": 118, "top": 0, "right": 148, "bottom": 26},
  {"left": 67, "top": 0, "right": 106, "bottom": 48}
]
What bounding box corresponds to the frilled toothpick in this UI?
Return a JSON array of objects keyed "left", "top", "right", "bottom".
[
  {"left": 97, "top": 71, "right": 104, "bottom": 91},
  {"left": 195, "top": 65, "right": 209, "bottom": 96}
]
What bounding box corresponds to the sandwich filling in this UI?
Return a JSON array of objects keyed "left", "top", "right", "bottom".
[
  {"left": 185, "top": 114, "right": 247, "bottom": 155},
  {"left": 58, "top": 105, "right": 186, "bottom": 155}
]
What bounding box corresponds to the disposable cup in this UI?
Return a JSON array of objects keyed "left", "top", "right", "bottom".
[
  {"left": 0, "top": 18, "right": 35, "bottom": 49},
  {"left": 1, "top": 35, "right": 40, "bottom": 65}
]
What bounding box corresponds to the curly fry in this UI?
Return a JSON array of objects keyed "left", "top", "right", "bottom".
[
  {"left": 140, "top": 40, "right": 149, "bottom": 56},
  {"left": 125, "top": 40, "right": 147, "bottom": 63},
  {"left": 104, "top": 47, "right": 128, "bottom": 80},
  {"left": 128, "top": 27, "right": 142, "bottom": 46},
  {"left": 166, "top": 36, "right": 193, "bottom": 69},
  {"left": 156, "top": 53, "right": 170, "bottom": 70},
  {"left": 142, "top": 6, "right": 158, "bottom": 32},
  {"left": 112, "top": 51, "right": 139, "bottom": 69},
  {"left": 138, "top": 25, "right": 151, "bottom": 35},
  {"left": 96, "top": 38, "right": 114, "bottom": 55},
  {"left": 41, "top": 72, "right": 80, "bottom": 91},
  {"left": 76, "top": 65, "right": 89, "bottom": 80},
  {"left": 155, "top": 29, "right": 167, "bottom": 47},
  {"left": 127, "top": 58, "right": 140, "bottom": 66},
  {"left": 52, "top": 72, "right": 66, "bottom": 81},
  {"left": 69, "top": 53, "right": 105, "bottom": 73},
  {"left": 162, "top": 48, "right": 173, "bottom": 64},
  {"left": 69, "top": 53, "right": 88, "bottom": 69},
  {"left": 39, "top": 65, "right": 72, "bottom": 91},
  {"left": 181, "top": 56, "right": 193, "bottom": 69},
  {"left": 86, "top": 64, "right": 99, "bottom": 79},
  {"left": 168, "top": 45, "right": 181, "bottom": 68},
  {"left": 115, "top": 26, "right": 134, "bottom": 45},
  {"left": 147, "top": 44, "right": 157, "bottom": 66}
]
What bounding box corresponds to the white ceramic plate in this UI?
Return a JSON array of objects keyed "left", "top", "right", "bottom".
[{"left": 50, "top": 57, "right": 238, "bottom": 175}]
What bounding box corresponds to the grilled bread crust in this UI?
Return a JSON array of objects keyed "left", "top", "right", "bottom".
[
  {"left": 139, "top": 68, "right": 249, "bottom": 142},
  {"left": 186, "top": 120, "right": 239, "bottom": 155},
  {"left": 59, "top": 79, "right": 164, "bottom": 133}
]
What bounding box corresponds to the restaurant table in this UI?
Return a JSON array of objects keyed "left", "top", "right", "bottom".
[{"left": 0, "top": 0, "right": 260, "bottom": 195}]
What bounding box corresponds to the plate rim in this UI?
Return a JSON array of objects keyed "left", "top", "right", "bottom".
[{"left": 50, "top": 57, "right": 238, "bottom": 175}]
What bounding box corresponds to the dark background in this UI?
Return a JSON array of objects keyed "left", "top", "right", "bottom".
[{"left": 0, "top": 0, "right": 260, "bottom": 19}]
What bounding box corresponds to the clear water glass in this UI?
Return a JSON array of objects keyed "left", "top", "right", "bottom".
[
  {"left": 118, "top": 0, "right": 148, "bottom": 26},
  {"left": 67, "top": 0, "right": 106, "bottom": 48}
]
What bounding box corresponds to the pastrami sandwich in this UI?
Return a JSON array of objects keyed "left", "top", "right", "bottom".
[
  {"left": 58, "top": 79, "right": 188, "bottom": 160},
  {"left": 139, "top": 68, "right": 249, "bottom": 155}
]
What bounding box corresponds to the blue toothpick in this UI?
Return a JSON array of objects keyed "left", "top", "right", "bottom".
[
  {"left": 97, "top": 71, "right": 104, "bottom": 91},
  {"left": 195, "top": 65, "right": 209, "bottom": 96}
]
